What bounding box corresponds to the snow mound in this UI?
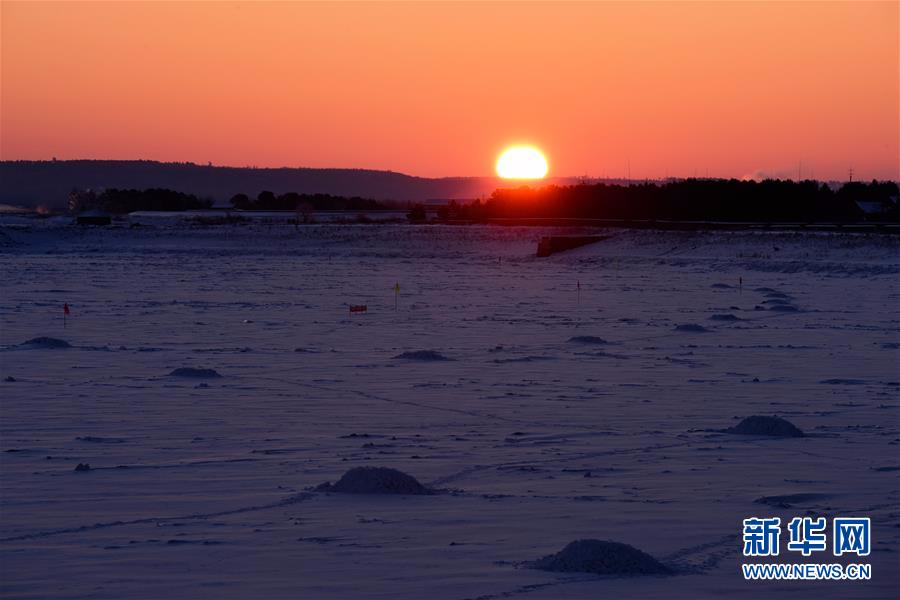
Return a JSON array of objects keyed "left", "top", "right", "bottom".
[
  {"left": 709, "top": 314, "right": 741, "bottom": 321},
  {"left": 393, "top": 350, "right": 451, "bottom": 361},
  {"left": 724, "top": 416, "right": 804, "bottom": 437},
  {"left": 492, "top": 355, "right": 555, "bottom": 364},
  {"left": 768, "top": 304, "right": 799, "bottom": 312},
  {"left": 754, "top": 492, "right": 830, "bottom": 508},
  {"left": 531, "top": 539, "right": 671, "bottom": 576},
  {"left": 168, "top": 367, "right": 221, "bottom": 378},
  {"left": 568, "top": 336, "right": 609, "bottom": 345},
  {"left": 674, "top": 324, "right": 709, "bottom": 333},
  {"left": 76, "top": 436, "right": 126, "bottom": 444},
  {"left": 316, "top": 466, "right": 432, "bottom": 495},
  {"left": 19, "top": 337, "right": 71, "bottom": 349},
  {"left": 820, "top": 378, "right": 865, "bottom": 385}
]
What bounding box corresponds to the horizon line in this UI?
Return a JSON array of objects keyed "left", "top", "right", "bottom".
[{"left": 0, "top": 157, "right": 886, "bottom": 184}]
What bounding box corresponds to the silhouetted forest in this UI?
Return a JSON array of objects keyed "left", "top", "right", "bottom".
[
  {"left": 438, "top": 179, "right": 899, "bottom": 222},
  {"left": 69, "top": 188, "right": 213, "bottom": 214},
  {"left": 1, "top": 160, "right": 526, "bottom": 209},
  {"left": 61, "top": 179, "right": 900, "bottom": 223},
  {"left": 229, "top": 191, "right": 384, "bottom": 211}
]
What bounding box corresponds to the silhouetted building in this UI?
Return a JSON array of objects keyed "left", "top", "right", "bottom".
[{"left": 855, "top": 197, "right": 897, "bottom": 219}]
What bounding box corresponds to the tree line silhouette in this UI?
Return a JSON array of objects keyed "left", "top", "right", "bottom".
[
  {"left": 68, "top": 188, "right": 213, "bottom": 213},
  {"left": 2, "top": 160, "right": 503, "bottom": 210},
  {"left": 67, "top": 188, "right": 386, "bottom": 214},
  {"left": 66, "top": 179, "right": 898, "bottom": 223},
  {"left": 229, "top": 191, "right": 384, "bottom": 211},
  {"left": 437, "top": 179, "right": 899, "bottom": 222}
]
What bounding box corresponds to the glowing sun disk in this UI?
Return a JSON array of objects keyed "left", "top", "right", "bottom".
[{"left": 496, "top": 146, "right": 548, "bottom": 179}]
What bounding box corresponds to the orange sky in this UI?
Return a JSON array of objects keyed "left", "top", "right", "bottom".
[{"left": 1, "top": 1, "right": 897, "bottom": 180}]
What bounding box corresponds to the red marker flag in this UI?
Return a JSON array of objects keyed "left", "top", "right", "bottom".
[{"left": 63, "top": 303, "right": 71, "bottom": 316}]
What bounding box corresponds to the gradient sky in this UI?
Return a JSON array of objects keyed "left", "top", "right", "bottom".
[{"left": 2, "top": 1, "right": 897, "bottom": 180}]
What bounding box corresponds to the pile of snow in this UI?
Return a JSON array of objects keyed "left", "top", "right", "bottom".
[
  {"left": 568, "top": 336, "right": 609, "bottom": 345},
  {"left": 758, "top": 293, "right": 800, "bottom": 312},
  {"left": 167, "top": 367, "right": 221, "bottom": 378},
  {"left": 530, "top": 539, "right": 671, "bottom": 576},
  {"left": 18, "top": 337, "right": 71, "bottom": 349},
  {"left": 674, "top": 324, "right": 709, "bottom": 333},
  {"left": 724, "top": 416, "right": 804, "bottom": 437},
  {"left": 754, "top": 492, "right": 830, "bottom": 508},
  {"left": 316, "top": 467, "right": 432, "bottom": 495},
  {"left": 76, "top": 436, "right": 126, "bottom": 444},
  {"left": 392, "top": 350, "right": 452, "bottom": 361},
  {"left": 820, "top": 378, "right": 865, "bottom": 385},
  {"left": 767, "top": 304, "right": 799, "bottom": 312}
]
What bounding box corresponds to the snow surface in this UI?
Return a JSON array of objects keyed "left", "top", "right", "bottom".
[{"left": 1, "top": 220, "right": 898, "bottom": 599}]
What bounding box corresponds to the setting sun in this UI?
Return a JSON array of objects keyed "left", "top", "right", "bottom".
[{"left": 496, "top": 146, "right": 549, "bottom": 179}]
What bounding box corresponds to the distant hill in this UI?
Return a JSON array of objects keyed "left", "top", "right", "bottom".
[{"left": 0, "top": 160, "right": 585, "bottom": 210}]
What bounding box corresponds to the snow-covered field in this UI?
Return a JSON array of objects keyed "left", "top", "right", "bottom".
[{"left": 1, "top": 220, "right": 898, "bottom": 599}]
